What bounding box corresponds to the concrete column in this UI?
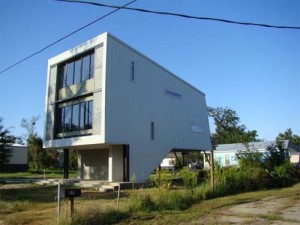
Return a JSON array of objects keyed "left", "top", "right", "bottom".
[{"left": 108, "top": 146, "right": 124, "bottom": 182}]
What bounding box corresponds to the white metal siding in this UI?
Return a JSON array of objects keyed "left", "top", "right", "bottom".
[{"left": 105, "top": 34, "right": 211, "bottom": 180}]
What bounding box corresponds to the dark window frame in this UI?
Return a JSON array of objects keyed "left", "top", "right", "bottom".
[
  {"left": 58, "top": 51, "right": 95, "bottom": 89},
  {"left": 56, "top": 99, "right": 93, "bottom": 135}
]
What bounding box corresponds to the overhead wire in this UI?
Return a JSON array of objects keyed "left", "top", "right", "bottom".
[
  {"left": 57, "top": 0, "right": 300, "bottom": 30},
  {"left": 0, "top": 0, "right": 137, "bottom": 75},
  {"left": 1, "top": 0, "right": 299, "bottom": 75}
]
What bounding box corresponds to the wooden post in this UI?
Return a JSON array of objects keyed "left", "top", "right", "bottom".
[
  {"left": 210, "top": 150, "right": 214, "bottom": 194},
  {"left": 69, "top": 197, "right": 74, "bottom": 218}
]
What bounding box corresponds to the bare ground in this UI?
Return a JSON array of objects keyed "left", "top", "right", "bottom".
[{"left": 182, "top": 195, "right": 300, "bottom": 225}]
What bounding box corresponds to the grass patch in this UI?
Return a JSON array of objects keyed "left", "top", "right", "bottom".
[
  {"left": 0, "top": 182, "right": 300, "bottom": 225},
  {"left": 0, "top": 170, "right": 77, "bottom": 179},
  {"left": 259, "top": 214, "right": 283, "bottom": 221},
  {"left": 0, "top": 185, "right": 58, "bottom": 203}
]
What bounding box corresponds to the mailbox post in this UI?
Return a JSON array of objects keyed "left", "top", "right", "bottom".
[{"left": 65, "top": 189, "right": 81, "bottom": 217}]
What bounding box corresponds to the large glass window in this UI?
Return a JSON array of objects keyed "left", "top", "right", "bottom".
[
  {"left": 59, "top": 51, "right": 94, "bottom": 88},
  {"left": 56, "top": 100, "right": 93, "bottom": 135}
]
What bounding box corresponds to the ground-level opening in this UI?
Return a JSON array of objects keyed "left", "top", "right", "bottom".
[{"left": 62, "top": 145, "right": 130, "bottom": 182}]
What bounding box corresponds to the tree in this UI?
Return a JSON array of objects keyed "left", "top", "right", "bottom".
[
  {"left": 276, "top": 128, "right": 300, "bottom": 146},
  {"left": 27, "top": 135, "right": 45, "bottom": 170},
  {"left": 21, "top": 115, "right": 59, "bottom": 170},
  {"left": 0, "top": 117, "right": 16, "bottom": 171},
  {"left": 21, "top": 115, "right": 39, "bottom": 140},
  {"left": 264, "top": 143, "right": 286, "bottom": 170},
  {"left": 210, "top": 107, "right": 258, "bottom": 144}
]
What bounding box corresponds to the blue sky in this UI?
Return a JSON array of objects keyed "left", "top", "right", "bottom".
[{"left": 0, "top": 0, "right": 299, "bottom": 141}]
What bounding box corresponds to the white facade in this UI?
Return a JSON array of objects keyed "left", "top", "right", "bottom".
[{"left": 44, "top": 32, "right": 212, "bottom": 181}]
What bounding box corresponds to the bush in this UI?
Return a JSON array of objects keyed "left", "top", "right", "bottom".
[
  {"left": 179, "top": 167, "right": 198, "bottom": 191},
  {"left": 127, "top": 188, "right": 196, "bottom": 213},
  {"left": 61, "top": 207, "right": 128, "bottom": 225},
  {"left": 270, "top": 162, "right": 299, "bottom": 187},
  {"left": 154, "top": 168, "right": 172, "bottom": 190}
]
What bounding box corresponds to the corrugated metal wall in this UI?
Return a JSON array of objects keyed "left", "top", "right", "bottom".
[{"left": 105, "top": 34, "right": 212, "bottom": 180}]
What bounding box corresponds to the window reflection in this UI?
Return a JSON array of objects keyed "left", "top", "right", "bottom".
[
  {"left": 56, "top": 100, "right": 93, "bottom": 134},
  {"left": 59, "top": 52, "right": 94, "bottom": 88}
]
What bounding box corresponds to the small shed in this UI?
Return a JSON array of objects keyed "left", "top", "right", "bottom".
[{"left": 3, "top": 144, "right": 28, "bottom": 172}]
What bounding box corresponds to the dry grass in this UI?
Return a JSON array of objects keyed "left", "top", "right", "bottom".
[{"left": 0, "top": 182, "right": 299, "bottom": 225}]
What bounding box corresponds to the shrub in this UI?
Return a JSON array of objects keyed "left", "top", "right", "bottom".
[
  {"left": 157, "top": 190, "right": 194, "bottom": 210},
  {"left": 154, "top": 168, "right": 172, "bottom": 190},
  {"left": 127, "top": 188, "right": 196, "bottom": 213},
  {"left": 61, "top": 207, "right": 129, "bottom": 225},
  {"left": 179, "top": 167, "right": 198, "bottom": 191},
  {"left": 127, "top": 193, "right": 157, "bottom": 213},
  {"left": 270, "top": 162, "right": 299, "bottom": 187}
]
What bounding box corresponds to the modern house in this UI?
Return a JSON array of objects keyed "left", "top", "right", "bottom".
[
  {"left": 204, "top": 140, "right": 296, "bottom": 168},
  {"left": 2, "top": 144, "right": 28, "bottom": 172},
  {"left": 44, "top": 32, "right": 212, "bottom": 182}
]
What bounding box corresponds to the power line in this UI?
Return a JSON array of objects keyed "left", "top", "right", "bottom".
[
  {"left": 58, "top": 0, "right": 300, "bottom": 30},
  {"left": 0, "top": 0, "right": 137, "bottom": 75}
]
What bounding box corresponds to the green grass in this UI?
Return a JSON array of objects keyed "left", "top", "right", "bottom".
[
  {"left": 0, "top": 170, "right": 77, "bottom": 179},
  {"left": 0, "top": 182, "right": 299, "bottom": 225}
]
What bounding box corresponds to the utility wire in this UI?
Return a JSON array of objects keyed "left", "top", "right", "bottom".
[
  {"left": 0, "top": 0, "right": 137, "bottom": 75},
  {"left": 58, "top": 0, "right": 300, "bottom": 30}
]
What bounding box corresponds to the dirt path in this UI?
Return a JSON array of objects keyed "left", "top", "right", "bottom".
[{"left": 183, "top": 195, "right": 300, "bottom": 224}]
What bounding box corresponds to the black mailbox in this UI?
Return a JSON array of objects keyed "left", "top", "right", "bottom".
[{"left": 65, "top": 189, "right": 81, "bottom": 198}]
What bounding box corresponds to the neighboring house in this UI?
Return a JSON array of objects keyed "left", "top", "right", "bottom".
[
  {"left": 288, "top": 144, "right": 300, "bottom": 165},
  {"left": 44, "top": 32, "right": 212, "bottom": 182},
  {"left": 204, "top": 140, "right": 294, "bottom": 168},
  {"left": 160, "top": 151, "right": 204, "bottom": 170},
  {"left": 3, "top": 144, "right": 28, "bottom": 172},
  {"left": 160, "top": 152, "right": 176, "bottom": 171}
]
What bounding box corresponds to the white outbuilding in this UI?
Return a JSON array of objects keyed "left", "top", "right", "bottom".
[{"left": 44, "top": 32, "right": 212, "bottom": 182}]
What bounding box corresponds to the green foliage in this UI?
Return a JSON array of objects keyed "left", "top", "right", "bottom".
[
  {"left": 276, "top": 128, "right": 300, "bottom": 146},
  {"left": 179, "top": 166, "right": 198, "bottom": 190},
  {"left": 69, "top": 150, "right": 78, "bottom": 170},
  {"left": 264, "top": 143, "right": 286, "bottom": 170},
  {"left": 270, "top": 162, "right": 300, "bottom": 187},
  {"left": 213, "top": 165, "right": 272, "bottom": 197},
  {"left": 211, "top": 143, "right": 300, "bottom": 197},
  {"left": 154, "top": 168, "right": 172, "bottom": 190},
  {"left": 62, "top": 207, "right": 129, "bottom": 225},
  {"left": 27, "top": 135, "right": 45, "bottom": 170},
  {"left": 127, "top": 189, "right": 195, "bottom": 213},
  {"left": 236, "top": 150, "right": 263, "bottom": 169},
  {"left": 131, "top": 174, "right": 136, "bottom": 190},
  {"left": 210, "top": 107, "right": 258, "bottom": 144},
  {"left": 21, "top": 116, "right": 60, "bottom": 170},
  {"left": 0, "top": 117, "right": 16, "bottom": 171}
]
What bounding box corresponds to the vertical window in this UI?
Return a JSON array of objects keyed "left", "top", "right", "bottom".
[
  {"left": 90, "top": 53, "right": 94, "bottom": 79},
  {"left": 74, "top": 59, "right": 82, "bottom": 84},
  {"left": 64, "top": 106, "right": 72, "bottom": 132},
  {"left": 85, "top": 101, "right": 93, "bottom": 129},
  {"left": 56, "top": 99, "right": 93, "bottom": 135},
  {"left": 130, "top": 61, "right": 135, "bottom": 82},
  {"left": 59, "top": 51, "right": 94, "bottom": 88},
  {"left": 59, "top": 65, "right": 66, "bottom": 88},
  {"left": 151, "top": 122, "right": 155, "bottom": 140},
  {"left": 66, "top": 62, "right": 74, "bottom": 86},
  {"left": 71, "top": 104, "right": 80, "bottom": 131},
  {"left": 79, "top": 102, "right": 85, "bottom": 131},
  {"left": 82, "top": 55, "right": 90, "bottom": 80}
]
